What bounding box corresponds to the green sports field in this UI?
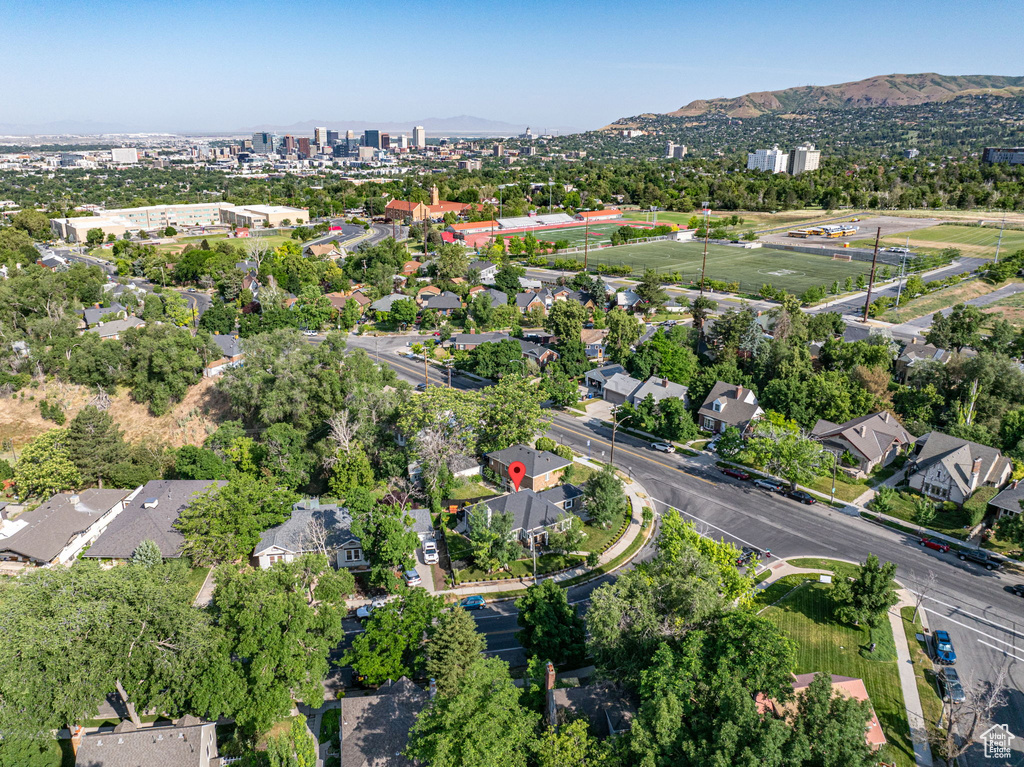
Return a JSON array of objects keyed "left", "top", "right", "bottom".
[
  {"left": 581, "top": 240, "right": 873, "bottom": 294},
  {"left": 501, "top": 221, "right": 651, "bottom": 248},
  {"left": 853, "top": 224, "right": 1024, "bottom": 259}
]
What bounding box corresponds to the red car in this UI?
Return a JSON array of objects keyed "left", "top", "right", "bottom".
[
  {"left": 919, "top": 538, "right": 951, "bottom": 553},
  {"left": 721, "top": 467, "right": 751, "bottom": 481}
]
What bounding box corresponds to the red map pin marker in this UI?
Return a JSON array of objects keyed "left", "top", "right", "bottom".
[{"left": 508, "top": 461, "right": 526, "bottom": 492}]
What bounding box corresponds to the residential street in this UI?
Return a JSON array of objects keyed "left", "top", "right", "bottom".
[{"left": 365, "top": 342, "right": 1024, "bottom": 766}]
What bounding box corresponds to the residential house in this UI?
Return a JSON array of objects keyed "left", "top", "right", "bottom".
[
  {"left": 37, "top": 254, "right": 68, "bottom": 271},
  {"left": 989, "top": 479, "right": 1024, "bottom": 519},
  {"left": 518, "top": 276, "right": 542, "bottom": 290},
  {"left": 86, "top": 316, "right": 146, "bottom": 340},
  {"left": 423, "top": 290, "right": 462, "bottom": 316},
  {"left": 253, "top": 498, "right": 364, "bottom": 570},
  {"left": 448, "top": 331, "right": 510, "bottom": 351},
  {"left": 80, "top": 302, "right": 126, "bottom": 329},
  {"left": 757, "top": 674, "right": 886, "bottom": 751},
  {"left": 469, "top": 259, "right": 499, "bottom": 283},
  {"left": 204, "top": 334, "right": 244, "bottom": 377},
  {"left": 547, "top": 670, "right": 636, "bottom": 737},
  {"left": 340, "top": 678, "right": 428, "bottom": 767},
  {"left": 415, "top": 285, "right": 442, "bottom": 305},
  {"left": 616, "top": 290, "right": 644, "bottom": 312},
  {"left": 584, "top": 364, "right": 626, "bottom": 394},
  {"left": 83, "top": 480, "right": 226, "bottom": 561},
  {"left": 515, "top": 291, "right": 547, "bottom": 315},
  {"left": 478, "top": 287, "right": 508, "bottom": 308},
  {"left": 630, "top": 376, "right": 689, "bottom": 408},
  {"left": 469, "top": 486, "right": 582, "bottom": 545},
  {"left": 0, "top": 488, "right": 135, "bottom": 566},
  {"left": 811, "top": 412, "right": 913, "bottom": 478},
  {"left": 908, "top": 432, "right": 1012, "bottom": 506},
  {"left": 370, "top": 293, "right": 413, "bottom": 315},
  {"left": 74, "top": 717, "right": 219, "bottom": 767},
  {"left": 895, "top": 342, "right": 949, "bottom": 381},
  {"left": 581, "top": 328, "right": 609, "bottom": 362},
  {"left": 697, "top": 381, "right": 764, "bottom": 434},
  {"left": 518, "top": 338, "right": 559, "bottom": 367},
  {"left": 305, "top": 242, "right": 344, "bottom": 258},
  {"left": 602, "top": 372, "right": 643, "bottom": 406},
  {"left": 487, "top": 444, "right": 571, "bottom": 492},
  {"left": 401, "top": 260, "right": 423, "bottom": 276},
  {"left": 534, "top": 483, "right": 584, "bottom": 512},
  {"left": 324, "top": 291, "right": 366, "bottom": 316}
]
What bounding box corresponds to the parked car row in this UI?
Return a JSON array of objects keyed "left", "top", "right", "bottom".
[{"left": 719, "top": 467, "right": 818, "bottom": 505}]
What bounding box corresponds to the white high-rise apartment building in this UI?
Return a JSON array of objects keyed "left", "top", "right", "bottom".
[
  {"left": 412, "top": 125, "right": 426, "bottom": 148},
  {"left": 666, "top": 142, "right": 687, "bottom": 159},
  {"left": 787, "top": 144, "right": 821, "bottom": 175},
  {"left": 314, "top": 126, "right": 328, "bottom": 151},
  {"left": 747, "top": 146, "right": 787, "bottom": 173},
  {"left": 110, "top": 147, "right": 138, "bottom": 164}
]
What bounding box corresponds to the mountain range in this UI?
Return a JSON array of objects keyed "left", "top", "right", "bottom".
[{"left": 605, "top": 73, "right": 1024, "bottom": 125}]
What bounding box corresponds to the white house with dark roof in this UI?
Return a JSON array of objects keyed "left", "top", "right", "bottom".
[
  {"left": 908, "top": 432, "right": 1011, "bottom": 506},
  {"left": 203, "top": 333, "right": 244, "bottom": 377},
  {"left": 486, "top": 444, "right": 571, "bottom": 492},
  {"left": 811, "top": 411, "right": 914, "bottom": 478},
  {"left": 254, "top": 498, "right": 364, "bottom": 570},
  {"left": 0, "top": 488, "right": 136, "bottom": 566},
  {"left": 83, "top": 480, "right": 225, "bottom": 561},
  {"left": 469, "top": 259, "right": 498, "bottom": 283},
  {"left": 458, "top": 486, "right": 583, "bottom": 545},
  {"left": 697, "top": 381, "right": 763, "bottom": 434},
  {"left": 989, "top": 479, "right": 1024, "bottom": 518}
]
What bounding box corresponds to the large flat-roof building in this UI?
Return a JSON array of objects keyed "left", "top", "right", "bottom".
[
  {"left": 747, "top": 146, "right": 788, "bottom": 173},
  {"left": 788, "top": 144, "right": 821, "bottom": 175},
  {"left": 110, "top": 147, "right": 138, "bottom": 164},
  {"left": 983, "top": 147, "right": 1024, "bottom": 165},
  {"left": 413, "top": 125, "right": 426, "bottom": 148}
]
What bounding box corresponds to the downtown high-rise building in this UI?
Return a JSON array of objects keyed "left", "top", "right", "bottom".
[
  {"left": 251, "top": 132, "right": 276, "bottom": 154},
  {"left": 412, "top": 125, "right": 426, "bottom": 148},
  {"left": 363, "top": 130, "right": 381, "bottom": 149}
]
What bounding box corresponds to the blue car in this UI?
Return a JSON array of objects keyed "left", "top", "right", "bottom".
[
  {"left": 933, "top": 630, "right": 957, "bottom": 665},
  {"left": 460, "top": 595, "right": 486, "bottom": 610}
]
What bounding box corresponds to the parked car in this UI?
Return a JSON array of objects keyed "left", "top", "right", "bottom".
[
  {"left": 753, "top": 477, "right": 785, "bottom": 492},
  {"left": 652, "top": 442, "right": 675, "bottom": 453},
  {"left": 355, "top": 596, "right": 389, "bottom": 621},
  {"left": 403, "top": 569, "right": 422, "bottom": 587},
  {"left": 721, "top": 467, "right": 751, "bottom": 481},
  {"left": 933, "top": 629, "right": 957, "bottom": 665},
  {"left": 918, "top": 537, "right": 951, "bottom": 553},
  {"left": 784, "top": 489, "right": 817, "bottom": 505},
  {"left": 302, "top": 329, "right": 318, "bottom": 337},
  {"left": 939, "top": 667, "right": 966, "bottom": 704},
  {"left": 422, "top": 540, "right": 439, "bottom": 565},
  {"left": 736, "top": 546, "right": 764, "bottom": 567},
  {"left": 957, "top": 548, "right": 1005, "bottom": 571},
  {"left": 460, "top": 595, "right": 486, "bottom": 610},
  {"left": 415, "top": 383, "right": 428, "bottom": 392},
  {"left": 1011, "top": 583, "right": 1024, "bottom": 598}
]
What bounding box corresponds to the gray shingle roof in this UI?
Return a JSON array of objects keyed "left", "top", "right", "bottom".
[
  {"left": 484, "top": 288, "right": 508, "bottom": 307},
  {"left": 584, "top": 364, "right": 626, "bottom": 386},
  {"left": 470, "top": 259, "right": 496, "bottom": 273},
  {"left": 484, "top": 488, "right": 569, "bottom": 534},
  {"left": 811, "top": 411, "right": 912, "bottom": 463},
  {"left": 84, "top": 480, "right": 225, "bottom": 559},
  {"left": 550, "top": 682, "right": 637, "bottom": 738},
  {"left": 515, "top": 292, "right": 543, "bottom": 309},
  {"left": 87, "top": 316, "right": 146, "bottom": 338},
  {"left": 255, "top": 500, "right": 357, "bottom": 556},
  {"left": 340, "top": 678, "right": 427, "bottom": 767},
  {"left": 211, "top": 333, "right": 242, "bottom": 358},
  {"left": 487, "top": 444, "right": 571, "bottom": 478},
  {"left": 538, "top": 484, "right": 584, "bottom": 507},
  {"left": 990, "top": 481, "right": 1024, "bottom": 514},
  {"left": 913, "top": 431, "right": 1011, "bottom": 496},
  {"left": 82, "top": 303, "right": 126, "bottom": 326},
  {"left": 425, "top": 291, "right": 462, "bottom": 310},
  {"left": 518, "top": 338, "right": 555, "bottom": 361},
  {"left": 697, "top": 381, "right": 762, "bottom": 428},
  {"left": 449, "top": 331, "right": 510, "bottom": 347},
  {"left": 74, "top": 721, "right": 217, "bottom": 767},
  {"left": 0, "top": 489, "right": 131, "bottom": 563},
  {"left": 603, "top": 372, "right": 643, "bottom": 398},
  {"left": 631, "top": 376, "right": 688, "bottom": 406},
  {"left": 371, "top": 294, "right": 411, "bottom": 312}
]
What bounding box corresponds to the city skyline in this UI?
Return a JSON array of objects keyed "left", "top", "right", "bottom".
[{"left": 2, "top": 0, "right": 1022, "bottom": 134}]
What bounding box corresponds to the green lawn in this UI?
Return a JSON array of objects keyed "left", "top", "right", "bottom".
[
  {"left": 574, "top": 239, "right": 872, "bottom": 294},
  {"left": 319, "top": 708, "right": 340, "bottom": 745},
  {"left": 786, "top": 558, "right": 861, "bottom": 580},
  {"left": 871, "top": 491, "right": 973, "bottom": 540},
  {"left": 186, "top": 566, "right": 211, "bottom": 601},
  {"left": 763, "top": 582, "right": 914, "bottom": 767},
  {"left": 899, "top": 607, "right": 945, "bottom": 739},
  {"left": 872, "top": 223, "right": 1024, "bottom": 259},
  {"left": 578, "top": 509, "right": 628, "bottom": 554},
  {"left": 452, "top": 551, "right": 584, "bottom": 584},
  {"left": 448, "top": 481, "right": 498, "bottom": 501}
]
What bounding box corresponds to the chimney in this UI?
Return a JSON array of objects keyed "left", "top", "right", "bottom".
[
  {"left": 545, "top": 661, "right": 556, "bottom": 691},
  {"left": 94, "top": 302, "right": 101, "bottom": 308},
  {"left": 429, "top": 678, "right": 437, "bottom": 699},
  {"left": 1013, "top": 479, "right": 1020, "bottom": 489},
  {"left": 70, "top": 493, "right": 80, "bottom": 504},
  {"left": 971, "top": 457, "right": 982, "bottom": 477},
  {"left": 661, "top": 378, "right": 668, "bottom": 387},
  {"left": 71, "top": 726, "right": 83, "bottom": 755},
  {"left": 735, "top": 385, "right": 743, "bottom": 399}
]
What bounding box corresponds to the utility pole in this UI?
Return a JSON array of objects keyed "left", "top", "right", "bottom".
[
  {"left": 699, "top": 202, "right": 710, "bottom": 295},
  {"left": 994, "top": 213, "right": 1006, "bottom": 264},
  {"left": 609, "top": 406, "right": 619, "bottom": 467},
  {"left": 862, "top": 227, "right": 881, "bottom": 322},
  {"left": 423, "top": 352, "right": 430, "bottom": 387}
]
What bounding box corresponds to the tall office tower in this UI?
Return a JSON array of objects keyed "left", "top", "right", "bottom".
[
  {"left": 413, "top": 125, "right": 426, "bottom": 148},
  {"left": 251, "top": 132, "right": 276, "bottom": 154},
  {"left": 746, "top": 146, "right": 787, "bottom": 173},
  {"left": 381, "top": 133, "right": 391, "bottom": 150},
  {"left": 314, "top": 126, "right": 328, "bottom": 151},
  {"left": 363, "top": 130, "right": 381, "bottom": 149},
  {"left": 326, "top": 130, "right": 340, "bottom": 146},
  {"left": 787, "top": 144, "right": 821, "bottom": 175},
  {"left": 282, "top": 135, "right": 296, "bottom": 153},
  {"left": 398, "top": 134, "right": 409, "bottom": 149},
  {"left": 297, "top": 137, "right": 311, "bottom": 157}
]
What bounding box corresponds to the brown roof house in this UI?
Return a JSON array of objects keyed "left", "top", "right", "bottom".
[
  {"left": 811, "top": 412, "right": 914, "bottom": 478},
  {"left": 486, "top": 444, "right": 572, "bottom": 492},
  {"left": 73, "top": 716, "right": 219, "bottom": 767},
  {"left": 0, "top": 488, "right": 135, "bottom": 567},
  {"left": 339, "top": 678, "right": 428, "bottom": 767},
  {"left": 544, "top": 663, "right": 636, "bottom": 738},
  {"left": 908, "top": 431, "right": 1011, "bottom": 506},
  {"left": 697, "top": 381, "right": 763, "bottom": 435}
]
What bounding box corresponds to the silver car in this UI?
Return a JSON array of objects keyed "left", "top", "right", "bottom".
[
  {"left": 652, "top": 442, "right": 675, "bottom": 453},
  {"left": 753, "top": 477, "right": 785, "bottom": 492},
  {"left": 940, "top": 668, "right": 966, "bottom": 704},
  {"left": 422, "top": 540, "right": 439, "bottom": 565}
]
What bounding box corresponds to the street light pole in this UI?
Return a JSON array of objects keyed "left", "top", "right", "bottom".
[{"left": 609, "top": 406, "right": 619, "bottom": 467}]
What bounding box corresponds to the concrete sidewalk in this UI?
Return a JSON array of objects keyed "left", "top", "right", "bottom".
[{"left": 756, "top": 560, "right": 934, "bottom": 766}]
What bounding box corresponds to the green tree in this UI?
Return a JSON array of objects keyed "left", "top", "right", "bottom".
[
  {"left": 350, "top": 502, "right": 421, "bottom": 591},
  {"left": 13, "top": 429, "right": 81, "bottom": 500},
  {"left": 926, "top": 303, "right": 984, "bottom": 352},
  {"left": 789, "top": 672, "right": 875, "bottom": 767},
  {"left": 86, "top": 228, "right": 104, "bottom": 247},
  {"left": 605, "top": 308, "right": 643, "bottom": 362},
  {"left": 515, "top": 578, "right": 586, "bottom": 664},
  {"left": 913, "top": 496, "right": 936, "bottom": 527},
  {"left": 996, "top": 506, "right": 1024, "bottom": 547},
  {"left": 197, "top": 298, "right": 238, "bottom": 334},
  {"left": 344, "top": 589, "right": 444, "bottom": 686},
  {"left": 426, "top": 607, "right": 487, "bottom": 697},
  {"left": 832, "top": 553, "right": 899, "bottom": 628},
  {"left": 11, "top": 209, "right": 52, "bottom": 239},
  {"left": 636, "top": 269, "right": 668, "bottom": 311},
  {"left": 64, "top": 405, "right": 127, "bottom": 488},
  {"left": 533, "top": 719, "right": 613, "bottom": 767},
  {"left": 173, "top": 445, "right": 230, "bottom": 480},
  {"left": 161, "top": 290, "right": 193, "bottom": 327},
  {"left": 545, "top": 300, "right": 587, "bottom": 342},
  {"left": 327, "top": 444, "right": 376, "bottom": 500},
  {"left": 130, "top": 539, "right": 163, "bottom": 568},
  {"left": 293, "top": 286, "right": 333, "bottom": 331},
  {"left": 0, "top": 737, "right": 63, "bottom": 767},
  {"left": 583, "top": 467, "right": 628, "bottom": 529},
  {"left": 466, "top": 504, "right": 521, "bottom": 572},
  {"left": 435, "top": 242, "right": 470, "bottom": 281},
  {"left": 176, "top": 475, "right": 297, "bottom": 565},
  {"left": 543, "top": 369, "right": 580, "bottom": 407},
  {"left": 746, "top": 418, "right": 835, "bottom": 489},
  {"left": 477, "top": 374, "right": 551, "bottom": 454},
  {"left": 266, "top": 716, "right": 318, "bottom": 767},
  {"left": 390, "top": 298, "right": 419, "bottom": 328},
  {"left": 689, "top": 295, "right": 717, "bottom": 330},
  {"left": 212, "top": 555, "right": 353, "bottom": 733},
  {"left": 339, "top": 296, "right": 361, "bottom": 329},
  {"left": 405, "top": 657, "right": 538, "bottom": 767}
]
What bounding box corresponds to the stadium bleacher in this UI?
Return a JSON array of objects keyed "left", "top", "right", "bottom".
[{"left": 497, "top": 213, "right": 576, "bottom": 229}]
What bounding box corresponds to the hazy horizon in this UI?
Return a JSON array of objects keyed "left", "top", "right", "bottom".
[{"left": 3, "top": 0, "right": 1022, "bottom": 134}]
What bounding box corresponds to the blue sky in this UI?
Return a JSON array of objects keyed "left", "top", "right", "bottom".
[{"left": 2, "top": 0, "right": 1021, "bottom": 133}]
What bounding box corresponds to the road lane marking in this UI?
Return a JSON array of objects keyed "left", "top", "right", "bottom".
[
  {"left": 915, "top": 593, "right": 1024, "bottom": 641},
  {"left": 976, "top": 640, "right": 1024, "bottom": 664},
  {"left": 923, "top": 607, "right": 1024, "bottom": 649},
  {"left": 650, "top": 497, "right": 764, "bottom": 549}
]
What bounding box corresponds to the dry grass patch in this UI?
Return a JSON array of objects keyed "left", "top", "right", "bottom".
[{"left": 882, "top": 279, "right": 1007, "bottom": 323}]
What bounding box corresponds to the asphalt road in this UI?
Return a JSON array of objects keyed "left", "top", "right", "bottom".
[{"left": 363, "top": 343, "right": 1024, "bottom": 764}]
